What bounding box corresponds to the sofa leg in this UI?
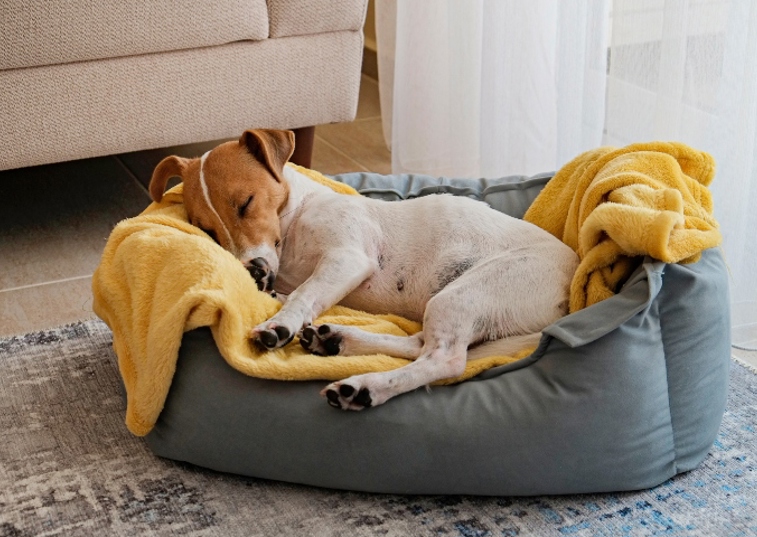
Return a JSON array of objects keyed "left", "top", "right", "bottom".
[{"left": 290, "top": 126, "right": 316, "bottom": 168}]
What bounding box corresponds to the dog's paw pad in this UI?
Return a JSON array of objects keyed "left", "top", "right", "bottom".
[
  {"left": 257, "top": 329, "right": 279, "bottom": 349},
  {"left": 252, "top": 324, "right": 293, "bottom": 350},
  {"left": 273, "top": 325, "right": 293, "bottom": 345},
  {"left": 300, "top": 324, "right": 343, "bottom": 356},
  {"left": 352, "top": 387, "right": 372, "bottom": 408},
  {"left": 321, "top": 383, "right": 372, "bottom": 410},
  {"left": 325, "top": 389, "right": 341, "bottom": 408},
  {"left": 299, "top": 326, "right": 314, "bottom": 346}
]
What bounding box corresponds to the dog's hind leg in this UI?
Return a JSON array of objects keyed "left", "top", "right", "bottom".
[
  {"left": 319, "top": 272, "right": 483, "bottom": 410},
  {"left": 319, "top": 321, "right": 469, "bottom": 410},
  {"left": 319, "top": 252, "right": 570, "bottom": 410},
  {"left": 300, "top": 324, "right": 424, "bottom": 359}
]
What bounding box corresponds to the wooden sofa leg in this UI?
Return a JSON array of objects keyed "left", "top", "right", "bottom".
[{"left": 290, "top": 126, "right": 316, "bottom": 168}]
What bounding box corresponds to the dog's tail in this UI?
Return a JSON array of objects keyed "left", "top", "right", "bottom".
[{"left": 466, "top": 332, "right": 543, "bottom": 361}]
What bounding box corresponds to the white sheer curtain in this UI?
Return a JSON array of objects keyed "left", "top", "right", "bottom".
[
  {"left": 376, "top": 0, "right": 756, "bottom": 348},
  {"left": 376, "top": 0, "right": 610, "bottom": 177},
  {"left": 605, "top": 0, "right": 757, "bottom": 349}
]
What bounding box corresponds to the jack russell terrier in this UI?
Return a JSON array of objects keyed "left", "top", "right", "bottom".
[{"left": 149, "top": 129, "right": 579, "bottom": 410}]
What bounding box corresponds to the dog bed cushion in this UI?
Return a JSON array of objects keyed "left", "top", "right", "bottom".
[{"left": 144, "top": 171, "right": 731, "bottom": 496}]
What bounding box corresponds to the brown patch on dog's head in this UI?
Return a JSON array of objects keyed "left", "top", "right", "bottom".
[{"left": 148, "top": 129, "right": 295, "bottom": 266}]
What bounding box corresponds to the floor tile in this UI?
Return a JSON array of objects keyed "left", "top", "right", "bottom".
[
  {"left": 0, "top": 157, "right": 150, "bottom": 290},
  {"left": 316, "top": 118, "right": 392, "bottom": 174},
  {"left": 311, "top": 137, "right": 368, "bottom": 175},
  {"left": 0, "top": 277, "right": 95, "bottom": 337}
]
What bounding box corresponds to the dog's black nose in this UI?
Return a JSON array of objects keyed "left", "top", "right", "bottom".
[
  {"left": 250, "top": 257, "right": 268, "bottom": 269},
  {"left": 248, "top": 257, "right": 276, "bottom": 293}
]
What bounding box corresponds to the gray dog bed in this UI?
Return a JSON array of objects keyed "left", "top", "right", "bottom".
[{"left": 145, "top": 172, "right": 731, "bottom": 496}]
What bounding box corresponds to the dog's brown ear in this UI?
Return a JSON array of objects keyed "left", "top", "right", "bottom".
[
  {"left": 240, "top": 129, "right": 295, "bottom": 181},
  {"left": 149, "top": 156, "right": 188, "bottom": 202}
]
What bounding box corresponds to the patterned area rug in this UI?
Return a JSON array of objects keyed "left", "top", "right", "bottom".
[{"left": 1, "top": 320, "right": 755, "bottom": 537}]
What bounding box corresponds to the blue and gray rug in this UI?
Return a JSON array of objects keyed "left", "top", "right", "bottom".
[{"left": 1, "top": 320, "right": 754, "bottom": 536}]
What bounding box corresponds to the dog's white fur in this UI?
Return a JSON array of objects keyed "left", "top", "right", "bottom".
[{"left": 152, "top": 130, "right": 579, "bottom": 410}]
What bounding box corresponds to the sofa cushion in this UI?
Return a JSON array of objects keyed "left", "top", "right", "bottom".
[
  {"left": 267, "top": 0, "right": 368, "bottom": 38},
  {"left": 0, "top": 0, "right": 269, "bottom": 70},
  {"left": 0, "top": 31, "right": 363, "bottom": 171}
]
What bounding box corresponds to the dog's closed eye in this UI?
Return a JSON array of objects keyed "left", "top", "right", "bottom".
[{"left": 238, "top": 195, "right": 253, "bottom": 218}]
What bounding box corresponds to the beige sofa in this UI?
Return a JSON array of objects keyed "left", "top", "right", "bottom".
[{"left": 0, "top": 0, "right": 368, "bottom": 171}]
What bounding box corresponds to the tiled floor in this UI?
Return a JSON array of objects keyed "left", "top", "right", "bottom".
[
  {"left": 0, "top": 74, "right": 387, "bottom": 337},
  {"left": 2, "top": 73, "right": 756, "bottom": 369}
]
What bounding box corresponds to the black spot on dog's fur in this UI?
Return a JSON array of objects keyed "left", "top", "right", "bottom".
[
  {"left": 472, "top": 316, "right": 487, "bottom": 334},
  {"left": 433, "top": 258, "right": 476, "bottom": 294},
  {"left": 394, "top": 267, "right": 406, "bottom": 292},
  {"left": 472, "top": 316, "right": 499, "bottom": 341}
]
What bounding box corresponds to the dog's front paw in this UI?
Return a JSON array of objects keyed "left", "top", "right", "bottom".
[
  {"left": 247, "top": 257, "right": 276, "bottom": 293},
  {"left": 321, "top": 381, "right": 373, "bottom": 410},
  {"left": 300, "top": 324, "right": 343, "bottom": 356},
  {"left": 251, "top": 322, "right": 295, "bottom": 350}
]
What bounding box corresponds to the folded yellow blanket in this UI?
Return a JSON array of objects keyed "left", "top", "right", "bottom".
[
  {"left": 524, "top": 141, "right": 722, "bottom": 312},
  {"left": 92, "top": 164, "right": 529, "bottom": 436}
]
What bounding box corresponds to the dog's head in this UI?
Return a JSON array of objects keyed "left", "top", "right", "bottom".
[{"left": 148, "top": 129, "right": 295, "bottom": 292}]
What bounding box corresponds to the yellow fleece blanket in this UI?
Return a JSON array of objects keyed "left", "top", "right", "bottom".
[
  {"left": 524, "top": 141, "right": 721, "bottom": 312},
  {"left": 92, "top": 164, "right": 530, "bottom": 436}
]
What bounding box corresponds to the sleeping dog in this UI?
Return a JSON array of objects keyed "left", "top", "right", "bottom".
[{"left": 149, "top": 129, "right": 579, "bottom": 410}]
